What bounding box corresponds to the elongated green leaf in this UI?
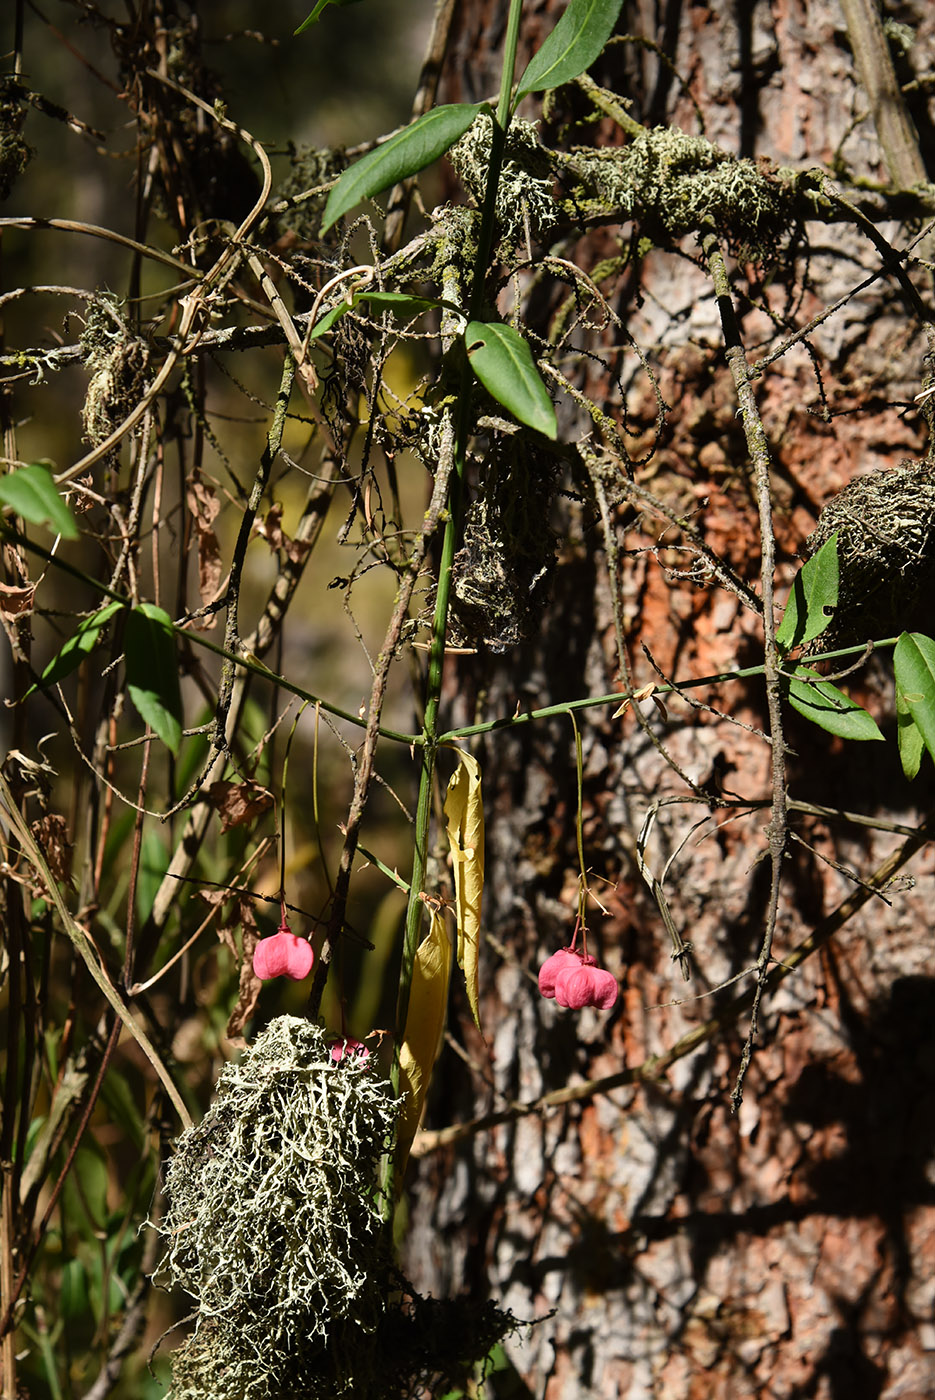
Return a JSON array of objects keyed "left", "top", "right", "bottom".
[
  {"left": 397, "top": 908, "right": 451, "bottom": 1174},
  {"left": 776, "top": 533, "right": 839, "bottom": 652},
  {"left": 136, "top": 827, "right": 169, "bottom": 925},
  {"left": 443, "top": 748, "right": 485, "bottom": 1029},
  {"left": 894, "top": 631, "right": 935, "bottom": 766},
  {"left": 464, "top": 321, "right": 558, "bottom": 438},
  {"left": 295, "top": 0, "right": 364, "bottom": 34},
  {"left": 896, "top": 686, "right": 925, "bottom": 779},
  {"left": 125, "top": 604, "right": 183, "bottom": 754},
  {"left": 307, "top": 291, "right": 459, "bottom": 342},
  {"left": 28, "top": 601, "right": 122, "bottom": 697},
  {"left": 0, "top": 461, "right": 78, "bottom": 540},
  {"left": 321, "top": 104, "right": 483, "bottom": 232},
  {"left": 786, "top": 667, "right": 884, "bottom": 741},
  {"left": 515, "top": 0, "right": 624, "bottom": 101}
]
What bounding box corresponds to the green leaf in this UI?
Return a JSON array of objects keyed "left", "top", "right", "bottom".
[
  {"left": 136, "top": 827, "right": 169, "bottom": 925},
  {"left": 60, "top": 1259, "right": 90, "bottom": 1322},
  {"left": 124, "top": 604, "right": 183, "bottom": 754},
  {"left": 786, "top": 667, "right": 884, "bottom": 742},
  {"left": 775, "top": 533, "right": 839, "bottom": 652},
  {"left": 307, "top": 291, "right": 460, "bottom": 342},
  {"left": 27, "top": 601, "right": 123, "bottom": 698},
  {"left": 0, "top": 461, "right": 79, "bottom": 540},
  {"left": 464, "top": 321, "right": 558, "bottom": 438},
  {"left": 894, "top": 631, "right": 935, "bottom": 767},
  {"left": 321, "top": 104, "right": 483, "bottom": 232},
  {"left": 294, "top": 0, "right": 364, "bottom": 34},
  {"left": 64, "top": 1143, "right": 109, "bottom": 1229},
  {"left": 515, "top": 0, "right": 624, "bottom": 101},
  {"left": 896, "top": 686, "right": 925, "bottom": 779}
]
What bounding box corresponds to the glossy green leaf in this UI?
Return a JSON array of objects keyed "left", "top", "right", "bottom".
[
  {"left": 464, "top": 320, "right": 558, "bottom": 438},
  {"left": 27, "top": 601, "right": 122, "bottom": 698},
  {"left": 125, "top": 604, "right": 183, "bottom": 754},
  {"left": 307, "top": 291, "right": 460, "bottom": 342},
  {"left": 896, "top": 686, "right": 925, "bottom": 779},
  {"left": 321, "top": 103, "right": 483, "bottom": 232},
  {"left": 294, "top": 0, "right": 364, "bottom": 34},
  {"left": 786, "top": 667, "right": 884, "bottom": 741},
  {"left": 775, "top": 532, "right": 839, "bottom": 652},
  {"left": 894, "top": 631, "right": 935, "bottom": 768},
  {"left": 0, "top": 461, "right": 78, "bottom": 540},
  {"left": 515, "top": 0, "right": 624, "bottom": 101}
]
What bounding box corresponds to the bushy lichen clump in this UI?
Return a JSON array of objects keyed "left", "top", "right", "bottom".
[
  {"left": 561, "top": 126, "right": 795, "bottom": 256},
  {"left": 157, "top": 1017, "right": 399, "bottom": 1400},
  {"left": 0, "top": 80, "right": 34, "bottom": 201},
  {"left": 79, "top": 295, "right": 150, "bottom": 447},
  {"left": 806, "top": 460, "right": 935, "bottom": 648},
  {"left": 449, "top": 110, "right": 558, "bottom": 242}
]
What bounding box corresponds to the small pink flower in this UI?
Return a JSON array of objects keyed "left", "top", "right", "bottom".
[
  {"left": 253, "top": 929, "right": 314, "bottom": 981},
  {"left": 538, "top": 947, "right": 582, "bottom": 998},
  {"left": 328, "top": 1036, "right": 370, "bottom": 1064}
]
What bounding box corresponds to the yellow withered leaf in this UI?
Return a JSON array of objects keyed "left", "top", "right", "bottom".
[
  {"left": 443, "top": 747, "right": 484, "bottom": 1030},
  {"left": 397, "top": 908, "right": 451, "bottom": 1175}
]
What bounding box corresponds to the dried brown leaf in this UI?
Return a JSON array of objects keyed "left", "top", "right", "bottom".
[
  {"left": 206, "top": 778, "right": 275, "bottom": 833},
  {"left": 186, "top": 471, "right": 223, "bottom": 624},
  {"left": 225, "top": 897, "right": 262, "bottom": 1038},
  {"left": 31, "top": 813, "right": 71, "bottom": 886},
  {"left": 258, "top": 502, "right": 313, "bottom": 565}
]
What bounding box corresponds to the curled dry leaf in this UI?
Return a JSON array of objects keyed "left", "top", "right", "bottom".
[
  {"left": 397, "top": 908, "right": 451, "bottom": 1176},
  {"left": 197, "top": 890, "right": 264, "bottom": 1039},
  {"left": 443, "top": 748, "right": 485, "bottom": 1030},
  {"left": 0, "top": 581, "right": 36, "bottom": 660},
  {"left": 31, "top": 813, "right": 71, "bottom": 887},
  {"left": 257, "top": 502, "right": 313, "bottom": 565},
  {"left": 185, "top": 471, "right": 223, "bottom": 624},
  {"left": 206, "top": 778, "right": 275, "bottom": 833}
]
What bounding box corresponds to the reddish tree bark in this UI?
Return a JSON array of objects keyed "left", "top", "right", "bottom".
[{"left": 402, "top": 3, "right": 935, "bottom": 1397}]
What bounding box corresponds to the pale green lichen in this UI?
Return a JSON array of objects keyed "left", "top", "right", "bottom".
[
  {"left": 559, "top": 125, "right": 799, "bottom": 258},
  {"left": 156, "top": 1016, "right": 518, "bottom": 1399},
  {"left": 157, "top": 1017, "right": 398, "bottom": 1399},
  {"left": 449, "top": 111, "right": 557, "bottom": 243},
  {"left": 79, "top": 294, "right": 149, "bottom": 446}
]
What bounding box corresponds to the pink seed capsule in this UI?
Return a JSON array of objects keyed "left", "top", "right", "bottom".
[
  {"left": 554, "top": 961, "right": 618, "bottom": 1011},
  {"left": 328, "top": 1036, "right": 370, "bottom": 1064},
  {"left": 253, "top": 931, "right": 315, "bottom": 981},
  {"left": 538, "top": 947, "right": 583, "bottom": 998}
]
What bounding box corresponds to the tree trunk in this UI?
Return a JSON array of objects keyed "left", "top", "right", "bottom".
[{"left": 403, "top": 2, "right": 935, "bottom": 1397}]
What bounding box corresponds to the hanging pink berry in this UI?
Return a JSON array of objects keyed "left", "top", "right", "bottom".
[
  {"left": 538, "top": 944, "right": 618, "bottom": 1011},
  {"left": 538, "top": 947, "right": 582, "bottom": 998},
  {"left": 253, "top": 927, "right": 315, "bottom": 981},
  {"left": 554, "top": 958, "right": 618, "bottom": 1011}
]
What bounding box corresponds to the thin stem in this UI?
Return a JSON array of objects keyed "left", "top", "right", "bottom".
[
  {"left": 701, "top": 228, "right": 788, "bottom": 1110},
  {"left": 412, "top": 807, "right": 935, "bottom": 1155},
  {"left": 568, "top": 712, "right": 588, "bottom": 925},
  {"left": 385, "top": 0, "right": 528, "bottom": 1208}
]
